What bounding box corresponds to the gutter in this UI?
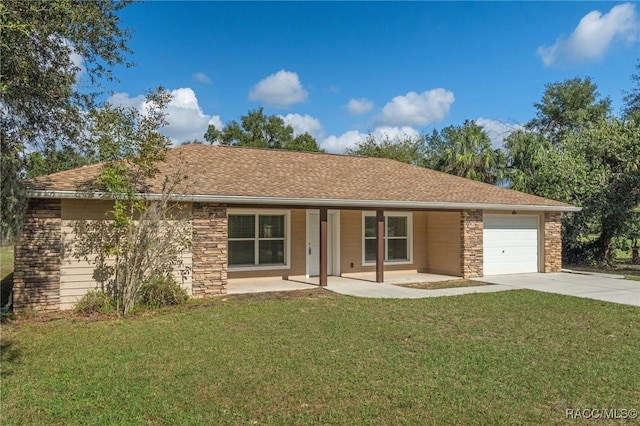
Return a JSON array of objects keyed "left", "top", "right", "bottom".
[{"left": 27, "top": 189, "right": 582, "bottom": 212}]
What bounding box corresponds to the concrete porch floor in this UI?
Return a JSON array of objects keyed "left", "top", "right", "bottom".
[
  {"left": 226, "top": 270, "right": 489, "bottom": 298},
  {"left": 227, "top": 270, "right": 456, "bottom": 294}
]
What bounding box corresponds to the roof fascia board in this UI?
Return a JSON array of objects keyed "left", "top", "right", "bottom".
[{"left": 27, "top": 189, "right": 582, "bottom": 212}]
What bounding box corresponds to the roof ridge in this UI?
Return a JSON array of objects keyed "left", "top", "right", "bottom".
[{"left": 192, "top": 143, "right": 367, "bottom": 159}]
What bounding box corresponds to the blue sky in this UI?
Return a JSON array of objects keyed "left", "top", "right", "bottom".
[{"left": 100, "top": 1, "right": 639, "bottom": 152}]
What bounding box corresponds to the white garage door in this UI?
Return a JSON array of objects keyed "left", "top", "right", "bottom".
[{"left": 483, "top": 215, "right": 539, "bottom": 275}]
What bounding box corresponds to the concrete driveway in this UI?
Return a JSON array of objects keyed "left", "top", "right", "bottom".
[{"left": 475, "top": 272, "right": 640, "bottom": 307}]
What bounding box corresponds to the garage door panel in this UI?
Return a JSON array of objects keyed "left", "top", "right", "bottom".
[
  {"left": 483, "top": 239, "right": 537, "bottom": 250},
  {"left": 483, "top": 215, "right": 539, "bottom": 275},
  {"left": 484, "top": 216, "right": 538, "bottom": 230},
  {"left": 484, "top": 246, "right": 537, "bottom": 258}
]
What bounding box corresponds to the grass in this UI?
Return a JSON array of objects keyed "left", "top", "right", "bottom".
[
  {"left": 567, "top": 259, "right": 640, "bottom": 282},
  {"left": 1, "top": 245, "right": 14, "bottom": 308},
  {"left": 2, "top": 289, "right": 639, "bottom": 425},
  {"left": 396, "top": 279, "right": 490, "bottom": 290}
]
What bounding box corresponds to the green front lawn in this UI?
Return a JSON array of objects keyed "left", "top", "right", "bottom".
[{"left": 2, "top": 290, "right": 639, "bottom": 425}]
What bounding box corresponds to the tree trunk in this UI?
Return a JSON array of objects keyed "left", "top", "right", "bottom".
[
  {"left": 596, "top": 232, "right": 614, "bottom": 265},
  {"left": 632, "top": 247, "right": 640, "bottom": 265}
]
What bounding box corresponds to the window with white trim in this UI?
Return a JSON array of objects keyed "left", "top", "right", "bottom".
[
  {"left": 228, "top": 213, "right": 288, "bottom": 267},
  {"left": 363, "top": 212, "right": 412, "bottom": 264}
]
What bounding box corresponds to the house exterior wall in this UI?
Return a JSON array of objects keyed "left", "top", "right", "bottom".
[
  {"left": 339, "top": 210, "right": 429, "bottom": 274},
  {"left": 460, "top": 209, "right": 483, "bottom": 278},
  {"left": 14, "top": 197, "right": 567, "bottom": 312},
  {"left": 227, "top": 209, "right": 306, "bottom": 279},
  {"left": 58, "top": 199, "right": 193, "bottom": 310},
  {"left": 13, "top": 199, "right": 62, "bottom": 311},
  {"left": 425, "top": 211, "right": 461, "bottom": 276},
  {"left": 544, "top": 212, "right": 562, "bottom": 272}
]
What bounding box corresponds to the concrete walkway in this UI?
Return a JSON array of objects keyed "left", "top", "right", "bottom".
[
  {"left": 475, "top": 272, "right": 640, "bottom": 307},
  {"left": 227, "top": 272, "right": 513, "bottom": 299},
  {"left": 326, "top": 278, "right": 513, "bottom": 299}
]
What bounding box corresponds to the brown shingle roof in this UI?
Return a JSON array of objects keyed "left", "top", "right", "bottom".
[{"left": 29, "top": 144, "right": 576, "bottom": 210}]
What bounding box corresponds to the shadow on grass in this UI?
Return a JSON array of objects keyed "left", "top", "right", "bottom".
[
  {"left": 1, "top": 272, "right": 13, "bottom": 311},
  {"left": 0, "top": 339, "right": 21, "bottom": 376}
]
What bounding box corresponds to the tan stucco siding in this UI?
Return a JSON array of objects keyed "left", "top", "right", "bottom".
[
  {"left": 339, "top": 210, "right": 361, "bottom": 273},
  {"left": 227, "top": 209, "right": 306, "bottom": 279},
  {"left": 425, "top": 211, "right": 461, "bottom": 276},
  {"left": 59, "top": 199, "right": 193, "bottom": 310},
  {"left": 339, "top": 210, "right": 429, "bottom": 274}
]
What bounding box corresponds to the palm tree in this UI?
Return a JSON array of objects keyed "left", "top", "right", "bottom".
[{"left": 425, "top": 120, "right": 505, "bottom": 185}]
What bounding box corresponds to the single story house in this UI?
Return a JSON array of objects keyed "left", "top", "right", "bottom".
[{"left": 14, "top": 144, "right": 580, "bottom": 311}]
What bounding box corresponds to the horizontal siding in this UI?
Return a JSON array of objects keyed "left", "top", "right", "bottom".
[
  {"left": 61, "top": 199, "right": 192, "bottom": 220},
  {"left": 340, "top": 210, "right": 361, "bottom": 274},
  {"left": 60, "top": 212, "right": 193, "bottom": 309},
  {"left": 425, "top": 212, "right": 461, "bottom": 276},
  {"left": 61, "top": 199, "right": 115, "bottom": 220}
]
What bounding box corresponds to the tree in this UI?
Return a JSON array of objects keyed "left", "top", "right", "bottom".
[
  {"left": 25, "top": 146, "right": 95, "bottom": 180},
  {"left": 72, "top": 88, "right": 191, "bottom": 315},
  {"left": 1, "top": 0, "right": 133, "bottom": 241},
  {"left": 204, "top": 108, "right": 322, "bottom": 152},
  {"left": 503, "top": 130, "right": 554, "bottom": 193},
  {"left": 345, "top": 134, "right": 426, "bottom": 166},
  {"left": 528, "top": 77, "right": 611, "bottom": 144},
  {"left": 570, "top": 117, "right": 640, "bottom": 262},
  {"left": 517, "top": 117, "right": 640, "bottom": 264},
  {"left": 424, "top": 120, "right": 505, "bottom": 184},
  {"left": 623, "top": 59, "right": 640, "bottom": 118}
]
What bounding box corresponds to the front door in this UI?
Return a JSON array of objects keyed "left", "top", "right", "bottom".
[{"left": 307, "top": 212, "right": 337, "bottom": 277}]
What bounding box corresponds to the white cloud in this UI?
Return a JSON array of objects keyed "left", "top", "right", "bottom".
[
  {"left": 372, "top": 126, "right": 421, "bottom": 141},
  {"left": 70, "top": 50, "right": 85, "bottom": 77},
  {"left": 376, "top": 89, "right": 455, "bottom": 126},
  {"left": 345, "top": 98, "right": 374, "bottom": 115},
  {"left": 476, "top": 118, "right": 523, "bottom": 149},
  {"left": 108, "top": 87, "right": 223, "bottom": 144},
  {"left": 280, "top": 113, "right": 323, "bottom": 138},
  {"left": 538, "top": 3, "right": 638, "bottom": 66},
  {"left": 193, "top": 72, "right": 212, "bottom": 84},
  {"left": 249, "top": 70, "right": 308, "bottom": 108},
  {"left": 322, "top": 130, "right": 365, "bottom": 154},
  {"left": 108, "top": 92, "right": 145, "bottom": 109},
  {"left": 321, "top": 126, "right": 420, "bottom": 154},
  {"left": 57, "top": 37, "right": 85, "bottom": 80}
]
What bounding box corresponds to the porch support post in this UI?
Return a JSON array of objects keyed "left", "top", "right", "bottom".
[
  {"left": 319, "top": 207, "right": 328, "bottom": 287},
  {"left": 376, "top": 209, "right": 384, "bottom": 283}
]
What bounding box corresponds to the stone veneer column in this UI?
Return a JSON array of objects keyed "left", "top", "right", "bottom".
[
  {"left": 460, "top": 209, "right": 483, "bottom": 278},
  {"left": 191, "top": 203, "right": 228, "bottom": 296},
  {"left": 13, "top": 199, "right": 62, "bottom": 311},
  {"left": 544, "top": 212, "right": 562, "bottom": 272}
]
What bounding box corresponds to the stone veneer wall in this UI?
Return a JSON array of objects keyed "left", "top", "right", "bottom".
[
  {"left": 191, "top": 203, "right": 228, "bottom": 296},
  {"left": 544, "top": 212, "right": 562, "bottom": 272},
  {"left": 13, "top": 199, "right": 62, "bottom": 311},
  {"left": 460, "top": 209, "right": 483, "bottom": 278}
]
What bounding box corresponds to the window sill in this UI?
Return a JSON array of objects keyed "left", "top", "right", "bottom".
[{"left": 362, "top": 260, "right": 413, "bottom": 267}]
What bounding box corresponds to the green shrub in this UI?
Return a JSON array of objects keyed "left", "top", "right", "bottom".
[
  {"left": 137, "top": 276, "right": 188, "bottom": 309},
  {"left": 73, "top": 290, "right": 114, "bottom": 315}
]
